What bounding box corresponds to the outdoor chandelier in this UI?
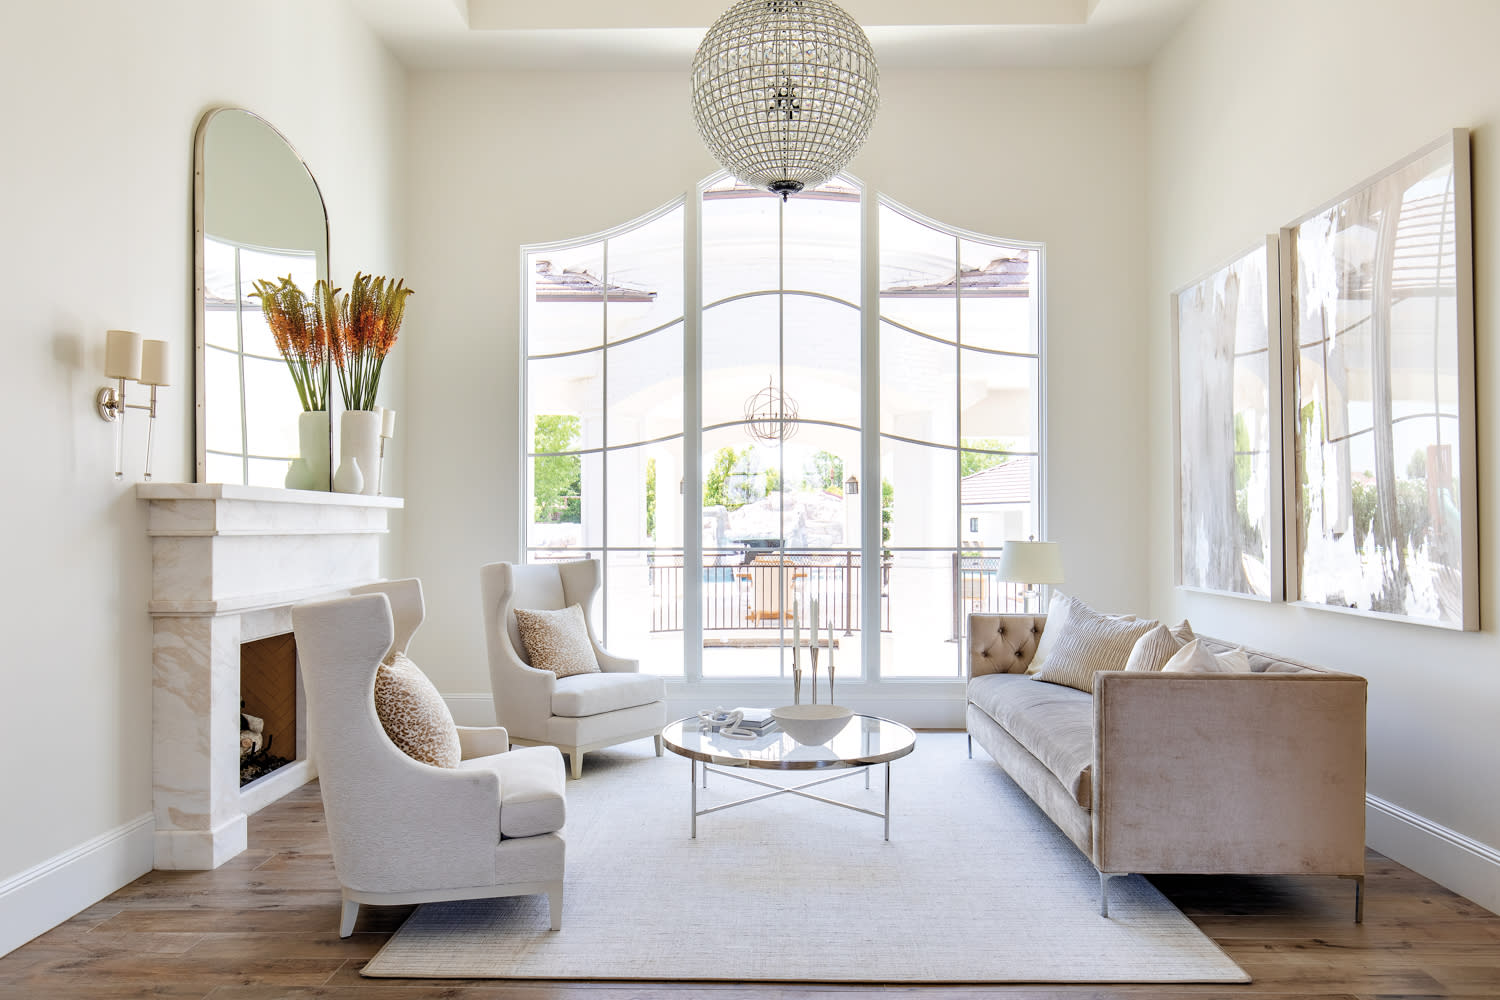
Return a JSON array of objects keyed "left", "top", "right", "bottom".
[
  {"left": 691, "top": 0, "right": 880, "bottom": 200},
  {"left": 745, "top": 377, "right": 800, "bottom": 443}
]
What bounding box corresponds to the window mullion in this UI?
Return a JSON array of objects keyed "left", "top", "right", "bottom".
[
  {"left": 683, "top": 187, "right": 704, "bottom": 683},
  {"left": 861, "top": 191, "right": 881, "bottom": 683}
]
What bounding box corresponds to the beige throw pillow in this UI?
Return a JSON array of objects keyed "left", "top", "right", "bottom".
[
  {"left": 374, "top": 652, "right": 461, "bottom": 768},
  {"left": 514, "top": 604, "right": 601, "bottom": 678},
  {"left": 1124, "top": 619, "right": 1196, "bottom": 672},
  {"left": 1161, "top": 638, "right": 1252, "bottom": 673},
  {"left": 1032, "top": 602, "right": 1159, "bottom": 693},
  {"left": 1029, "top": 592, "right": 1137, "bottom": 675}
]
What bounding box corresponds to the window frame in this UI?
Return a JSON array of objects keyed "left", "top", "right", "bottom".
[{"left": 518, "top": 176, "right": 1047, "bottom": 699}]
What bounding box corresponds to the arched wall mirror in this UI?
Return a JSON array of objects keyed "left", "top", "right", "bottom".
[{"left": 194, "top": 108, "right": 330, "bottom": 486}]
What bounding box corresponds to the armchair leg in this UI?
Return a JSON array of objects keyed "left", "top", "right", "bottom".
[
  {"left": 339, "top": 896, "right": 359, "bottom": 938},
  {"left": 654, "top": 733, "right": 664, "bottom": 757},
  {"left": 570, "top": 751, "right": 584, "bottom": 780},
  {"left": 548, "top": 882, "right": 564, "bottom": 931}
]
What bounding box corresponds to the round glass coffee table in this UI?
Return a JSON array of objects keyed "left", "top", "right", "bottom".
[{"left": 660, "top": 713, "right": 916, "bottom": 840}]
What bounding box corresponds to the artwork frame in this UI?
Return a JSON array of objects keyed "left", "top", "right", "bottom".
[
  {"left": 1281, "top": 129, "right": 1476, "bottom": 630},
  {"left": 1173, "top": 237, "right": 1283, "bottom": 601}
]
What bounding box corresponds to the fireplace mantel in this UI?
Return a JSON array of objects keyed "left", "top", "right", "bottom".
[{"left": 138, "top": 483, "right": 403, "bottom": 869}]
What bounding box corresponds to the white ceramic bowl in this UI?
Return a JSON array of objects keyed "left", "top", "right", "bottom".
[{"left": 772, "top": 704, "right": 854, "bottom": 745}]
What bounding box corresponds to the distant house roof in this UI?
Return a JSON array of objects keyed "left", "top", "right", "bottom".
[
  {"left": 883, "top": 254, "right": 1030, "bottom": 298},
  {"left": 961, "top": 456, "right": 1032, "bottom": 505},
  {"left": 533, "top": 259, "right": 657, "bottom": 303}
]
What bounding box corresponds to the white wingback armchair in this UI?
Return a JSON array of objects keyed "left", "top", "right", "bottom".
[
  {"left": 481, "top": 560, "right": 667, "bottom": 779},
  {"left": 293, "top": 578, "right": 566, "bottom": 938}
]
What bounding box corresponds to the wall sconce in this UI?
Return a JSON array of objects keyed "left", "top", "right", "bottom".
[
  {"left": 97, "top": 329, "right": 172, "bottom": 480},
  {"left": 844, "top": 474, "right": 859, "bottom": 495}
]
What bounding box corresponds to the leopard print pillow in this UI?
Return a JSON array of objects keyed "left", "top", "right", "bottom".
[
  {"left": 514, "top": 604, "right": 601, "bottom": 678},
  {"left": 374, "top": 652, "right": 461, "bottom": 768}
]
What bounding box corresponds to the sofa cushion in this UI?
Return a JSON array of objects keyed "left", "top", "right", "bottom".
[
  {"left": 1032, "top": 602, "right": 1159, "bottom": 693},
  {"left": 1163, "top": 638, "right": 1251, "bottom": 673},
  {"left": 969, "top": 673, "right": 1094, "bottom": 809},
  {"left": 1124, "top": 620, "right": 1193, "bottom": 672},
  {"left": 551, "top": 671, "right": 665, "bottom": 718},
  {"left": 458, "top": 744, "right": 566, "bottom": 838}
]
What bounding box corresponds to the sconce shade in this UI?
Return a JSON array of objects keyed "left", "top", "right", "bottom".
[
  {"left": 139, "top": 340, "right": 172, "bottom": 387},
  {"left": 105, "top": 329, "right": 143, "bottom": 380},
  {"left": 997, "top": 540, "right": 1065, "bottom": 585}
]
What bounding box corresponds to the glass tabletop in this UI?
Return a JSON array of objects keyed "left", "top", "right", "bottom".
[{"left": 661, "top": 712, "right": 916, "bottom": 770}]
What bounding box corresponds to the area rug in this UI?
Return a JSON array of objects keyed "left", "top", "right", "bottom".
[{"left": 362, "top": 732, "right": 1248, "bottom": 983}]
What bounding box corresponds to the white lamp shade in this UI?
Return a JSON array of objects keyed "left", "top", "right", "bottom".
[
  {"left": 381, "top": 407, "right": 396, "bottom": 438},
  {"left": 997, "top": 540, "right": 1065, "bottom": 585},
  {"left": 105, "top": 329, "right": 143, "bottom": 380},
  {"left": 139, "top": 339, "right": 172, "bottom": 387}
]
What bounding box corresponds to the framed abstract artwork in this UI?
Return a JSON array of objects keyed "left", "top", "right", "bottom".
[
  {"left": 1281, "top": 129, "right": 1476, "bottom": 629},
  {"left": 1173, "top": 240, "right": 1280, "bottom": 599}
]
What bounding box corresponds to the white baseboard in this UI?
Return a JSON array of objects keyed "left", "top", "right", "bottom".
[
  {"left": 0, "top": 814, "right": 154, "bottom": 958},
  {"left": 1367, "top": 794, "right": 1500, "bottom": 916}
]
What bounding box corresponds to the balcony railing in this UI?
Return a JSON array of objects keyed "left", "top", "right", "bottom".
[{"left": 532, "top": 547, "right": 1028, "bottom": 636}]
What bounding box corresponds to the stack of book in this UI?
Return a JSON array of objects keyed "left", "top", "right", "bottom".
[{"left": 730, "top": 707, "right": 776, "bottom": 733}]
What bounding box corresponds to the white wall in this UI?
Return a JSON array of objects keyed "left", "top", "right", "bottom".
[
  {"left": 1147, "top": 0, "right": 1500, "bottom": 912},
  {"left": 402, "top": 67, "right": 1149, "bottom": 697},
  {"left": 0, "top": 0, "right": 405, "bottom": 953}
]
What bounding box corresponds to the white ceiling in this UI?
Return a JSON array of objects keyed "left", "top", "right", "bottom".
[{"left": 349, "top": 0, "right": 1203, "bottom": 71}]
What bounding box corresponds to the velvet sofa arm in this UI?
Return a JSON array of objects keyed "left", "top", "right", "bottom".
[{"left": 1091, "top": 670, "right": 1367, "bottom": 878}]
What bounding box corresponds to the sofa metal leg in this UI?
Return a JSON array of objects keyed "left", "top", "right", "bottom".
[
  {"left": 339, "top": 896, "right": 359, "bottom": 938},
  {"left": 548, "top": 882, "right": 564, "bottom": 931},
  {"left": 1343, "top": 874, "right": 1365, "bottom": 923},
  {"left": 654, "top": 733, "right": 664, "bottom": 757},
  {"left": 967, "top": 733, "right": 972, "bottom": 759},
  {"left": 1099, "top": 872, "right": 1126, "bottom": 918}
]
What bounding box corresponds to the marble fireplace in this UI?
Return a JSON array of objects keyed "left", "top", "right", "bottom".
[{"left": 138, "top": 484, "right": 402, "bottom": 870}]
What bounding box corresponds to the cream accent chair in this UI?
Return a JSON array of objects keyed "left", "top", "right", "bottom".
[
  {"left": 293, "top": 579, "right": 566, "bottom": 938},
  {"left": 481, "top": 560, "right": 667, "bottom": 779}
]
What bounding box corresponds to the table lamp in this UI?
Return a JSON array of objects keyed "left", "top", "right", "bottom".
[{"left": 997, "top": 538, "right": 1064, "bottom": 614}]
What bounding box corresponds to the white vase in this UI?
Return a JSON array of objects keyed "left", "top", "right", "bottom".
[
  {"left": 339, "top": 409, "right": 382, "bottom": 496},
  {"left": 333, "top": 455, "right": 364, "bottom": 494},
  {"left": 287, "top": 410, "right": 330, "bottom": 491}
]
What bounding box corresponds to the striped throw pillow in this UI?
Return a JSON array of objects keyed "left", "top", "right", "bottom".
[
  {"left": 1032, "top": 603, "right": 1159, "bottom": 693},
  {"left": 1124, "top": 619, "right": 1196, "bottom": 672}
]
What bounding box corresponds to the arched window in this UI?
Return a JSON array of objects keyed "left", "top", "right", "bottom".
[{"left": 521, "top": 178, "right": 1043, "bottom": 686}]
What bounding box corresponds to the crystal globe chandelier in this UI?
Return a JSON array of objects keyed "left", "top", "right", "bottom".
[{"left": 691, "top": 0, "right": 880, "bottom": 200}]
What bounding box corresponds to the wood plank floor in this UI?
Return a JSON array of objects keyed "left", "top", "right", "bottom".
[{"left": 3, "top": 781, "right": 1498, "bottom": 999}]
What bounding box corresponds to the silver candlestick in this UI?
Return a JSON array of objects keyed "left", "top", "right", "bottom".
[{"left": 810, "top": 645, "right": 820, "bottom": 704}]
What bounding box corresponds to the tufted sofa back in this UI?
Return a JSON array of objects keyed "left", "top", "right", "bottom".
[
  {"left": 968, "top": 612, "right": 1333, "bottom": 678},
  {"left": 968, "top": 614, "right": 1047, "bottom": 675}
]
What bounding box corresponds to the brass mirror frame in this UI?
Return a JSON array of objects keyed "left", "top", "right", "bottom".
[{"left": 192, "top": 106, "right": 331, "bottom": 486}]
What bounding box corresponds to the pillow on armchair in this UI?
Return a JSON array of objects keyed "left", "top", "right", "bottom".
[
  {"left": 514, "top": 604, "right": 602, "bottom": 679},
  {"left": 374, "top": 652, "right": 461, "bottom": 768}
]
